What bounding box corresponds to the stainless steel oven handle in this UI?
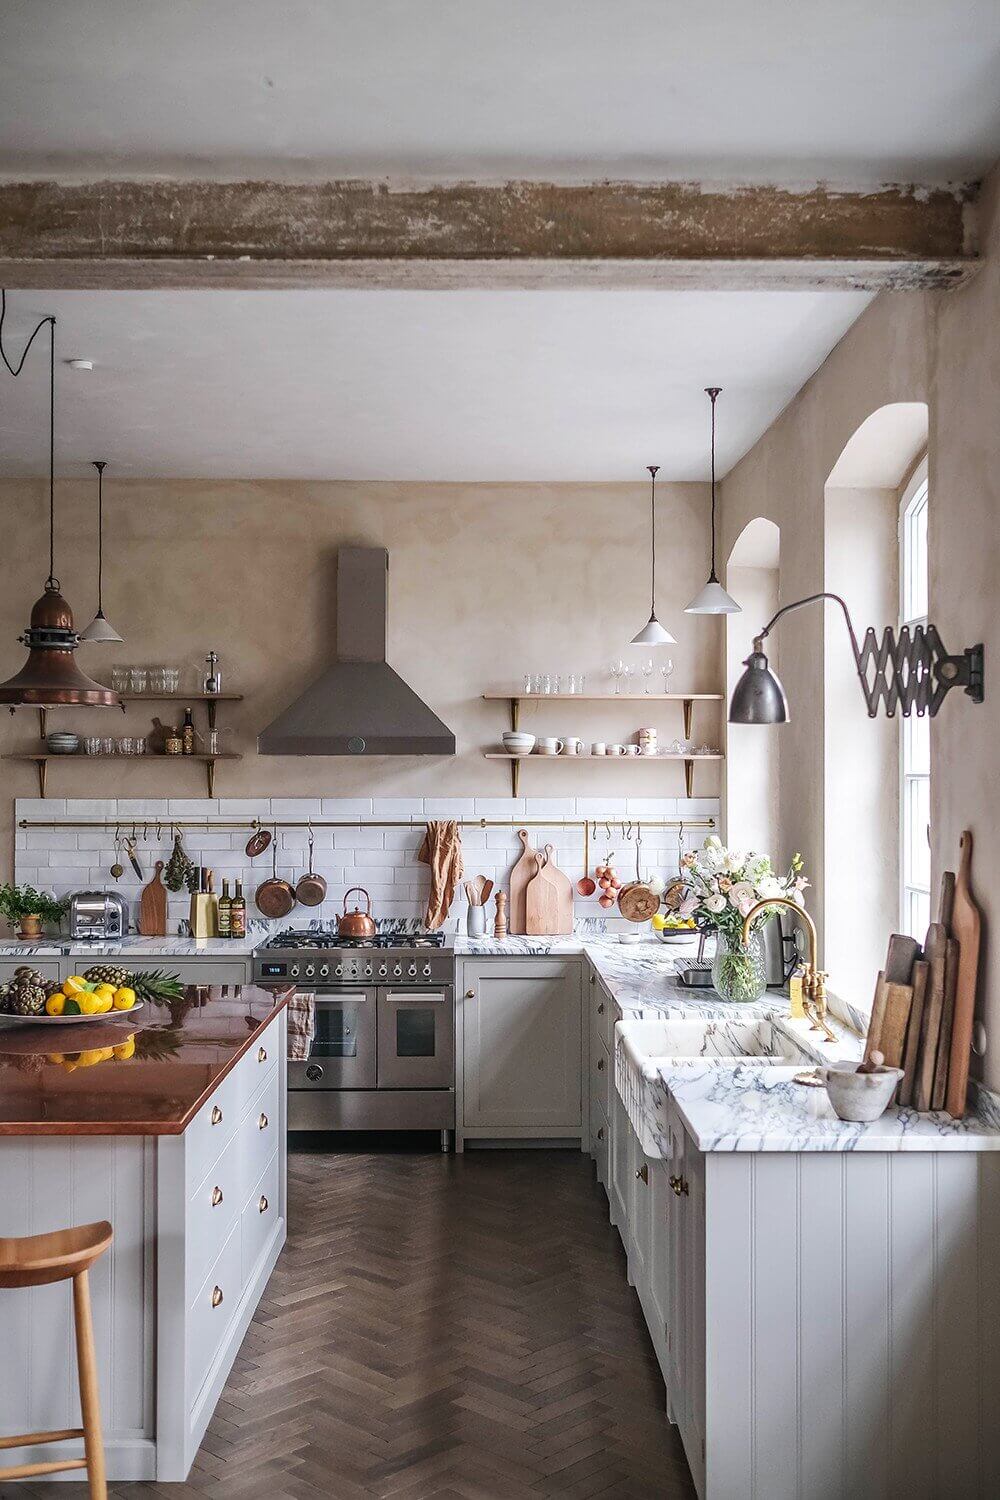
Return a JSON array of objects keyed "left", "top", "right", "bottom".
[
  {"left": 383, "top": 995, "right": 449, "bottom": 1003},
  {"left": 313, "top": 993, "right": 369, "bottom": 1002}
]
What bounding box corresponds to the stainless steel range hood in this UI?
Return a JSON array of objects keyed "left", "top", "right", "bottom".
[{"left": 258, "top": 547, "right": 455, "bottom": 756}]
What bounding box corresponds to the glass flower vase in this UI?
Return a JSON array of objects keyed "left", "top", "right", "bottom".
[{"left": 711, "top": 928, "right": 767, "bottom": 1004}]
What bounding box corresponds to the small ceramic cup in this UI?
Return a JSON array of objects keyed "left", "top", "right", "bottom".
[
  {"left": 592, "top": 742, "right": 606, "bottom": 756},
  {"left": 535, "top": 736, "right": 564, "bottom": 755},
  {"left": 609, "top": 743, "right": 626, "bottom": 756},
  {"left": 626, "top": 744, "right": 641, "bottom": 756},
  {"left": 562, "top": 737, "right": 582, "bottom": 755}
]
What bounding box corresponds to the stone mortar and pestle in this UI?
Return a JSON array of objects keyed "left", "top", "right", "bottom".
[{"left": 820, "top": 1050, "right": 904, "bottom": 1123}]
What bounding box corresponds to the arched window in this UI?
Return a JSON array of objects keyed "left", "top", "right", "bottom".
[{"left": 900, "top": 460, "right": 929, "bottom": 938}]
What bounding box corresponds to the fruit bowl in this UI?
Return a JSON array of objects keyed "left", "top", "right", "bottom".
[{"left": 0, "top": 1002, "right": 145, "bottom": 1027}]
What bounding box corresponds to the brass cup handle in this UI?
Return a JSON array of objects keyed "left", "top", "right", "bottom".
[
  {"left": 669, "top": 1174, "right": 690, "bottom": 1197},
  {"left": 258, "top": 1195, "right": 269, "bottom": 1214},
  {"left": 211, "top": 1185, "right": 223, "bottom": 1207},
  {"left": 465, "top": 989, "right": 475, "bottom": 999},
  {"left": 258, "top": 1112, "right": 269, "bottom": 1131},
  {"left": 597, "top": 1057, "right": 605, "bottom": 1071},
  {"left": 211, "top": 1104, "right": 223, "bottom": 1126},
  {"left": 598, "top": 1002, "right": 605, "bottom": 1014},
  {"left": 597, "top": 1127, "right": 604, "bottom": 1141},
  {"left": 635, "top": 1164, "right": 648, "bottom": 1185},
  {"left": 211, "top": 1285, "right": 224, "bottom": 1308},
  {"left": 258, "top": 1046, "right": 267, "bottom": 1063}
]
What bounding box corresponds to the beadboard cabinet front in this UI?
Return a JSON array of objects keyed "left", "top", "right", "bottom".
[{"left": 460, "top": 960, "right": 583, "bottom": 1138}]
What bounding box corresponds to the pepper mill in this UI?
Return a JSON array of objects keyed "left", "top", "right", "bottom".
[{"left": 494, "top": 890, "right": 508, "bottom": 940}]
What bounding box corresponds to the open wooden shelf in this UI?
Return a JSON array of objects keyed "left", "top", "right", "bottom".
[
  {"left": 482, "top": 687, "right": 725, "bottom": 795},
  {"left": 3, "top": 752, "right": 242, "bottom": 798}
]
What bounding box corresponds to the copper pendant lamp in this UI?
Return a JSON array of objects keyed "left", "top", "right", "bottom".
[{"left": 0, "top": 293, "right": 121, "bottom": 709}]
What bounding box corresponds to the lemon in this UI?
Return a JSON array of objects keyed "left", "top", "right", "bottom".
[
  {"left": 78, "top": 1049, "right": 104, "bottom": 1067},
  {"left": 63, "top": 975, "right": 87, "bottom": 994},
  {"left": 78, "top": 993, "right": 102, "bottom": 1016},
  {"left": 112, "top": 987, "right": 137, "bottom": 1011},
  {"left": 94, "top": 983, "right": 116, "bottom": 1002},
  {"left": 45, "top": 992, "right": 66, "bottom": 1016},
  {"left": 113, "top": 1037, "right": 136, "bottom": 1061},
  {"left": 651, "top": 913, "right": 667, "bottom": 931}
]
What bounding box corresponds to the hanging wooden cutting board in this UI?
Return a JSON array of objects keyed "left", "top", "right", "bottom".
[
  {"left": 525, "top": 845, "right": 574, "bottom": 936},
  {"left": 508, "top": 829, "right": 539, "bottom": 935},
  {"left": 138, "top": 859, "right": 168, "bottom": 937},
  {"left": 945, "top": 831, "right": 982, "bottom": 1118}
]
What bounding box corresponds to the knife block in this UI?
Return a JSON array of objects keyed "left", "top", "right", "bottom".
[{"left": 189, "top": 893, "right": 219, "bottom": 939}]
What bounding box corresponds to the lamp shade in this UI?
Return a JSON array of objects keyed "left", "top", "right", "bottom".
[
  {"left": 728, "top": 647, "right": 789, "bottom": 724},
  {"left": 685, "top": 577, "right": 742, "bottom": 615},
  {"left": 79, "top": 608, "right": 123, "bottom": 644},
  {"left": 0, "top": 583, "right": 122, "bottom": 708},
  {"left": 630, "top": 612, "right": 677, "bottom": 646}
]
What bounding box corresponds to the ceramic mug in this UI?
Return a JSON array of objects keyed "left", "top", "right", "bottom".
[
  {"left": 626, "top": 744, "right": 641, "bottom": 756},
  {"left": 562, "top": 737, "right": 583, "bottom": 755},
  {"left": 536, "top": 737, "right": 564, "bottom": 755},
  {"left": 592, "top": 741, "right": 607, "bottom": 756},
  {"left": 609, "top": 743, "right": 626, "bottom": 756}
]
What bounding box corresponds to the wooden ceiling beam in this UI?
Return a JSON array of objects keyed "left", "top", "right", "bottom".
[{"left": 0, "top": 177, "right": 978, "bottom": 291}]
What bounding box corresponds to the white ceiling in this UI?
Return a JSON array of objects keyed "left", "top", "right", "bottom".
[
  {"left": 1, "top": 1, "right": 999, "bottom": 183},
  {"left": 0, "top": 288, "right": 872, "bottom": 480}
]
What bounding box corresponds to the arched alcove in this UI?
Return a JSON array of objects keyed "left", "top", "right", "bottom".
[
  {"left": 725, "top": 517, "right": 781, "bottom": 859},
  {"left": 823, "top": 402, "right": 928, "bottom": 1007}
]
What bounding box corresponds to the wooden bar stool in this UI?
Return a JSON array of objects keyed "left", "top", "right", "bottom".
[{"left": 0, "top": 1220, "right": 113, "bottom": 1497}]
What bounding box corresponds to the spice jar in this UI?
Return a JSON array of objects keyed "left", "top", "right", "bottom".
[{"left": 165, "top": 726, "right": 183, "bottom": 755}]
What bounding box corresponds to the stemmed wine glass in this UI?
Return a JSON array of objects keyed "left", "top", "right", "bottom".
[
  {"left": 640, "top": 659, "right": 655, "bottom": 694},
  {"left": 660, "top": 659, "right": 675, "bottom": 692},
  {"left": 609, "top": 659, "right": 626, "bottom": 694}
]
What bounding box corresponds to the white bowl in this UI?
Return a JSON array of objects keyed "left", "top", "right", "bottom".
[{"left": 502, "top": 734, "right": 535, "bottom": 750}]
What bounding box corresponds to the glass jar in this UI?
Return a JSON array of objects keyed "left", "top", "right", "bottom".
[
  {"left": 164, "top": 727, "right": 183, "bottom": 755},
  {"left": 711, "top": 928, "right": 768, "bottom": 1004}
]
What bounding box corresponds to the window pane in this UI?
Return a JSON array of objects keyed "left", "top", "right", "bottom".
[
  {"left": 903, "top": 483, "right": 929, "bottom": 624},
  {"left": 905, "top": 887, "right": 930, "bottom": 943},
  {"left": 903, "top": 710, "right": 930, "bottom": 776},
  {"left": 906, "top": 775, "right": 931, "bottom": 892}
]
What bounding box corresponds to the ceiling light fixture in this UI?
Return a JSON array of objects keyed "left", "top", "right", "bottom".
[
  {"left": 0, "top": 290, "right": 121, "bottom": 710},
  {"left": 66, "top": 358, "right": 93, "bottom": 372},
  {"left": 685, "top": 387, "right": 741, "bottom": 615},
  {"left": 630, "top": 464, "right": 677, "bottom": 646},
  {"left": 79, "top": 461, "right": 124, "bottom": 643},
  {"left": 729, "top": 591, "right": 984, "bottom": 724}
]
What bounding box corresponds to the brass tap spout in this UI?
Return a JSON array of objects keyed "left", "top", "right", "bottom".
[{"left": 740, "top": 897, "right": 836, "bottom": 1043}]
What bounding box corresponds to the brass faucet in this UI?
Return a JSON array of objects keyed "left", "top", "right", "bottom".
[{"left": 740, "top": 897, "right": 837, "bottom": 1044}]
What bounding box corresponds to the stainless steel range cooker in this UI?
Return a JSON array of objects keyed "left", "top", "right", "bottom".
[{"left": 253, "top": 929, "right": 455, "bottom": 1144}]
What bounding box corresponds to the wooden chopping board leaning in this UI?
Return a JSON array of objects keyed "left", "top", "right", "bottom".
[
  {"left": 525, "top": 844, "right": 574, "bottom": 936},
  {"left": 508, "top": 829, "right": 539, "bottom": 935}
]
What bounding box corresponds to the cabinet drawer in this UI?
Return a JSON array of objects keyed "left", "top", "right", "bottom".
[
  {"left": 241, "top": 1148, "right": 280, "bottom": 1285},
  {"left": 186, "top": 1220, "right": 241, "bottom": 1397},
  {"left": 591, "top": 1031, "right": 610, "bottom": 1118},
  {"left": 186, "top": 1132, "right": 240, "bottom": 1288},
  {"left": 589, "top": 974, "right": 613, "bottom": 1054},
  {"left": 164, "top": 962, "right": 250, "bottom": 987},
  {"left": 590, "top": 1097, "right": 610, "bottom": 1190},
  {"left": 232, "top": 1023, "right": 279, "bottom": 1117},
  {"left": 185, "top": 1067, "right": 241, "bottom": 1186},
  {"left": 239, "top": 1066, "right": 280, "bottom": 1201}
]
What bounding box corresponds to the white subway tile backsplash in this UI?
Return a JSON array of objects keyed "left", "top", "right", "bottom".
[{"left": 16, "top": 793, "right": 719, "bottom": 925}]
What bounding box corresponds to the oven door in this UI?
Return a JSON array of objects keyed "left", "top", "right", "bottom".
[
  {"left": 288, "top": 989, "right": 377, "bottom": 1090},
  {"left": 376, "top": 987, "right": 455, "bottom": 1090}
]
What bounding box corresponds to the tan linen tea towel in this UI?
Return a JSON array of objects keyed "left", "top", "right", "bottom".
[
  {"left": 417, "top": 820, "right": 464, "bottom": 930},
  {"left": 287, "top": 991, "right": 316, "bottom": 1061}
]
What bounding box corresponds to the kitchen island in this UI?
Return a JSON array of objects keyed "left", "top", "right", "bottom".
[{"left": 0, "top": 984, "right": 289, "bottom": 1482}]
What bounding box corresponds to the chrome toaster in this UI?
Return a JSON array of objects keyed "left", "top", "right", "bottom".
[{"left": 69, "top": 891, "right": 130, "bottom": 941}]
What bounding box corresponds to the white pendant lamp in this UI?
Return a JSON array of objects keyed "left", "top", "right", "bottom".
[
  {"left": 631, "top": 465, "right": 677, "bottom": 646},
  {"left": 80, "top": 460, "right": 124, "bottom": 643},
  {"left": 685, "top": 387, "right": 741, "bottom": 615}
]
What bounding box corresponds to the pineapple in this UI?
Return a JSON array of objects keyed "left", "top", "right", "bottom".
[
  {"left": 8, "top": 969, "right": 48, "bottom": 1016},
  {"left": 83, "top": 965, "right": 184, "bottom": 1004}
]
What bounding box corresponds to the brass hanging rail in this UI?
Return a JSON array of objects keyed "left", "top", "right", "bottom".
[{"left": 17, "top": 815, "right": 716, "bottom": 833}]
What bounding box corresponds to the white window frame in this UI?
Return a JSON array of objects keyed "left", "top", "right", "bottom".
[{"left": 899, "top": 457, "right": 929, "bottom": 939}]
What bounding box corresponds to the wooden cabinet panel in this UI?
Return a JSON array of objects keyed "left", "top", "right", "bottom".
[{"left": 462, "top": 961, "right": 582, "bottom": 1131}]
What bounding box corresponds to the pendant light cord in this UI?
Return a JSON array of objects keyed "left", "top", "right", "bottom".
[
  {"left": 0, "top": 290, "right": 59, "bottom": 589},
  {"left": 647, "top": 464, "right": 659, "bottom": 614},
  {"left": 706, "top": 386, "right": 721, "bottom": 583},
  {"left": 93, "top": 461, "right": 106, "bottom": 609}
]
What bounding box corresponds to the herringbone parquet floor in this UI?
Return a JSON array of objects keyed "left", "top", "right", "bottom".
[{"left": 10, "top": 1141, "right": 695, "bottom": 1500}]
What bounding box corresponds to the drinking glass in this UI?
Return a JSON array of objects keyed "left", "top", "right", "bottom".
[
  {"left": 609, "top": 660, "right": 625, "bottom": 694},
  {"left": 540, "top": 673, "right": 552, "bottom": 694},
  {"left": 208, "top": 729, "right": 221, "bottom": 755},
  {"left": 84, "top": 736, "right": 102, "bottom": 755},
  {"left": 523, "top": 673, "right": 533, "bottom": 694},
  {"left": 117, "top": 737, "right": 135, "bottom": 756},
  {"left": 129, "top": 667, "right": 148, "bottom": 693},
  {"left": 640, "top": 659, "right": 655, "bottom": 693},
  {"left": 100, "top": 737, "right": 114, "bottom": 755},
  {"left": 134, "top": 737, "right": 147, "bottom": 755},
  {"left": 148, "top": 666, "right": 168, "bottom": 693},
  {"left": 111, "top": 666, "right": 129, "bottom": 693}
]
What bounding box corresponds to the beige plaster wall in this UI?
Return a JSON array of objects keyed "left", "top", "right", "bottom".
[
  {"left": 0, "top": 478, "right": 724, "bottom": 878},
  {"left": 720, "top": 158, "right": 1000, "bottom": 1086}
]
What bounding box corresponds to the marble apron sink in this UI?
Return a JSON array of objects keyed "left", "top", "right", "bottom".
[{"left": 615, "top": 1016, "right": 810, "bottom": 1155}]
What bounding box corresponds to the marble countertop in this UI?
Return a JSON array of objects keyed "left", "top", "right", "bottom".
[
  {"left": 0, "top": 985, "right": 289, "bottom": 1136},
  {"left": 656, "top": 1060, "right": 1000, "bottom": 1152},
  {"left": 0, "top": 936, "right": 258, "bottom": 958}
]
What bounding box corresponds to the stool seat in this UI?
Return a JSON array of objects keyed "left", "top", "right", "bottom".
[{"left": 0, "top": 1219, "right": 113, "bottom": 1289}]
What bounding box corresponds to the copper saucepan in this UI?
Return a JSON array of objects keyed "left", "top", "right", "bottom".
[
  {"left": 255, "top": 833, "right": 297, "bottom": 919},
  {"left": 296, "top": 825, "right": 328, "bottom": 907}
]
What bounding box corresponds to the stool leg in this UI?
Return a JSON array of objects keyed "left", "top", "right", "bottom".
[{"left": 72, "top": 1269, "right": 108, "bottom": 1499}]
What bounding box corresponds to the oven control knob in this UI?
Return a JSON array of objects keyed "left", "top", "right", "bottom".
[
  {"left": 335, "top": 963, "right": 343, "bottom": 977},
  {"left": 319, "top": 964, "right": 329, "bottom": 978},
  {"left": 364, "top": 963, "right": 373, "bottom": 977},
  {"left": 392, "top": 964, "right": 402, "bottom": 977},
  {"left": 407, "top": 963, "right": 417, "bottom": 977},
  {"left": 305, "top": 1064, "right": 324, "bottom": 1082},
  {"left": 378, "top": 963, "right": 388, "bottom": 977},
  {"left": 290, "top": 964, "right": 300, "bottom": 978},
  {"left": 422, "top": 964, "right": 432, "bottom": 977},
  {"left": 305, "top": 964, "right": 315, "bottom": 978}
]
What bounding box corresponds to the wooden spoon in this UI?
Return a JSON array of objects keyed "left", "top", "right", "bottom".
[{"left": 576, "top": 821, "right": 597, "bottom": 897}]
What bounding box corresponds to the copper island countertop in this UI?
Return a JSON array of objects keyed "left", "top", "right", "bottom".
[{"left": 0, "top": 985, "right": 290, "bottom": 1136}]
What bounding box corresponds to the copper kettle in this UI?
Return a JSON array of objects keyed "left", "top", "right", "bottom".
[{"left": 337, "top": 887, "right": 375, "bottom": 940}]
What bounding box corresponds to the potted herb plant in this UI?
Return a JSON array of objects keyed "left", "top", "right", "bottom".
[
  {"left": 0, "top": 883, "right": 68, "bottom": 941},
  {"left": 675, "top": 837, "right": 808, "bottom": 1003}
]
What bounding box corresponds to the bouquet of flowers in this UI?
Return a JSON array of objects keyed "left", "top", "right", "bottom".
[{"left": 676, "top": 837, "right": 808, "bottom": 1002}]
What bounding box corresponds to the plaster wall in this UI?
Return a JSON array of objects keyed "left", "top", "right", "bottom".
[{"left": 0, "top": 478, "right": 723, "bottom": 881}]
